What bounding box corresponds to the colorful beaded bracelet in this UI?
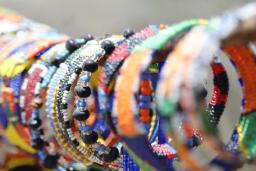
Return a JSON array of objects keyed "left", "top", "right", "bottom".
[
  {"left": 114, "top": 19, "right": 207, "bottom": 171},
  {"left": 156, "top": 3, "right": 256, "bottom": 170},
  {"left": 56, "top": 35, "right": 124, "bottom": 167}
]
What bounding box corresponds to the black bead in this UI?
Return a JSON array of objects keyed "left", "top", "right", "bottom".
[
  {"left": 61, "top": 103, "right": 68, "bottom": 109},
  {"left": 73, "top": 109, "right": 90, "bottom": 121},
  {"left": 75, "top": 68, "right": 82, "bottom": 74},
  {"left": 123, "top": 28, "right": 135, "bottom": 39},
  {"left": 83, "top": 33, "right": 94, "bottom": 42},
  {"left": 82, "top": 131, "right": 98, "bottom": 145},
  {"left": 49, "top": 57, "right": 61, "bottom": 66},
  {"left": 64, "top": 121, "right": 71, "bottom": 128},
  {"left": 75, "top": 86, "right": 91, "bottom": 98},
  {"left": 32, "top": 138, "right": 44, "bottom": 150},
  {"left": 192, "top": 135, "right": 201, "bottom": 147},
  {"left": 101, "top": 147, "right": 119, "bottom": 162},
  {"left": 29, "top": 118, "right": 42, "bottom": 130},
  {"left": 39, "top": 129, "right": 44, "bottom": 135},
  {"left": 65, "top": 84, "right": 71, "bottom": 91},
  {"left": 101, "top": 40, "right": 115, "bottom": 55},
  {"left": 214, "top": 72, "right": 229, "bottom": 93},
  {"left": 82, "top": 60, "right": 98, "bottom": 72},
  {"left": 66, "top": 38, "right": 86, "bottom": 53},
  {"left": 72, "top": 139, "right": 79, "bottom": 146},
  {"left": 43, "top": 154, "right": 59, "bottom": 169}
]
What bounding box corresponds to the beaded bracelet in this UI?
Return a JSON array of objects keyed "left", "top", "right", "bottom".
[
  {"left": 44, "top": 35, "right": 102, "bottom": 170},
  {"left": 0, "top": 25, "right": 57, "bottom": 63},
  {"left": 96, "top": 26, "right": 159, "bottom": 170},
  {"left": 1, "top": 35, "right": 67, "bottom": 119},
  {"left": 48, "top": 35, "right": 113, "bottom": 167},
  {"left": 56, "top": 35, "right": 124, "bottom": 167},
  {"left": 114, "top": 19, "right": 208, "bottom": 171},
  {"left": 114, "top": 19, "right": 229, "bottom": 170},
  {"left": 0, "top": 35, "right": 67, "bottom": 155},
  {"left": 98, "top": 25, "right": 160, "bottom": 133},
  {"left": 19, "top": 43, "right": 74, "bottom": 169},
  {"left": 156, "top": 3, "right": 256, "bottom": 170},
  {"left": 35, "top": 35, "right": 97, "bottom": 170}
]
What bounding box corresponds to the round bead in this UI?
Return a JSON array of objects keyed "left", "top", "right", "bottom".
[
  {"left": 74, "top": 68, "right": 82, "bottom": 74},
  {"left": 80, "top": 74, "right": 90, "bottom": 82},
  {"left": 66, "top": 38, "right": 86, "bottom": 53},
  {"left": 101, "top": 147, "right": 119, "bottom": 162},
  {"left": 123, "top": 28, "right": 135, "bottom": 39},
  {"left": 29, "top": 118, "right": 42, "bottom": 130},
  {"left": 32, "top": 138, "right": 44, "bottom": 150},
  {"left": 48, "top": 57, "right": 61, "bottom": 66},
  {"left": 100, "top": 40, "right": 115, "bottom": 55},
  {"left": 83, "top": 33, "right": 94, "bottom": 42},
  {"left": 75, "top": 86, "right": 91, "bottom": 98},
  {"left": 61, "top": 103, "right": 68, "bottom": 109},
  {"left": 82, "top": 60, "right": 98, "bottom": 72},
  {"left": 82, "top": 131, "right": 98, "bottom": 145},
  {"left": 43, "top": 154, "right": 59, "bottom": 169},
  {"left": 73, "top": 109, "right": 90, "bottom": 121}
]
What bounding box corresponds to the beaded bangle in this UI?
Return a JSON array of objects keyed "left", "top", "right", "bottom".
[
  {"left": 156, "top": 3, "right": 256, "bottom": 170},
  {"left": 98, "top": 25, "right": 181, "bottom": 170},
  {"left": 1, "top": 35, "right": 67, "bottom": 119},
  {"left": 0, "top": 35, "right": 67, "bottom": 156},
  {"left": 20, "top": 63, "right": 48, "bottom": 124},
  {"left": 97, "top": 26, "right": 163, "bottom": 171},
  {"left": 114, "top": 19, "right": 207, "bottom": 171},
  {"left": 20, "top": 43, "right": 73, "bottom": 169},
  {"left": 98, "top": 25, "right": 160, "bottom": 133},
  {"left": 56, "top": 36, "right": 124, "bottom": 167}
]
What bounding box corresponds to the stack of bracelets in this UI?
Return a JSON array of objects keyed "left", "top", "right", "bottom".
[{"left": 0, "top": 3, "right": 256, "bottom": 171}]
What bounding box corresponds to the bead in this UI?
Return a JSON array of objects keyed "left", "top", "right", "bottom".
[
  {"left": 75, "top": 86, "right": 91, "bottom": 98},
  {"left": 82, "top": 60, "right": 98, "bottom": 72},
  {"left": 82, "top": 131, "right": 98, "bottom": 145},
  {"left": 32, "top": 138, "right": 44, "bottom": 150},
  {"left": 49, "top": 54, "right": 66, "bottom": 66},
  {"left": 139, "top": 101, "right": 151, "bottom": 108},
  {"left": 80, "top": 74, "right": 90, "bottom": 82},
  {"left": 123, "top": 28, "right": 135, "bottom": 39},
  {"left": 74, "top": 68, "right": 82, "bottom": 74},
  {"left": 43, "top": 154, "right": 59, "bottom": 169},
  {"left": 73, "top": 109, "right": 90, "bottom": 121},
  {"left": 72, "top": 139, "right": 79, "bottom": 146},
  {"left": 140, "top": 87, "right": 152, "bottom": 95},
  {"left": 83, "top": 33, "right": 94, "bottom": 42},
  {"left": 66, "top": 38, "right": 86, "bottom": 53},
  {"left": 61, "top": 103, "right": 68, "bottom": 109},
  {"left": 101, "top": 147, "right": 119, "bottom": 162},
  {"left": 29, "top": 118, "right": 42, "bottom": 130},
  {"left": 65, "top": 84, "right": 71, "bottom": 91},
  {"left": 64, "top": 121, "right": 71, "bottom": 128},
  {"left": 140, "top": 79, "right": 150, "bottom": 88},
  {"left": 101, "top": 40, "right": 115, "bottom": 55},
  {"left": 140, "top": 116, "right": 151, "bottom": 123},
  {"left": 139, "top": 108, "right": 150, "bottom": 117},
  {"left": 139, "top": 95, "right": 151, "bottom": 102}
]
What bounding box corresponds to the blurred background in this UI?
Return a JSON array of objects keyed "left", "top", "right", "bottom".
[{"left": 0, "top": 0, "right": 255, "bottom": 170}]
